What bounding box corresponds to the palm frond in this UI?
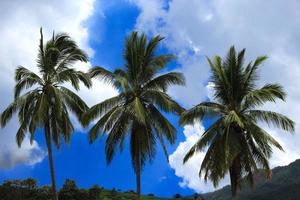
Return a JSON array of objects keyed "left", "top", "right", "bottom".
[
  {"left": 105, "top": 113, "right": 130, "bottom": 164},
  {"left": 247, "top": 122, "right": 284, "bottom": 154},
  {"left": 82, "top": 94, "right": 123, "bottom": 127},
  {"left": 60, "top": 86, "right": 89, "bottom": 119},
  {"left": 148, "top": 105, "right": 176, "bottom": 144},
  {"left": 183, "top": 119, "right": 223, "bottom": 163},
  {"left": 16, "top": 123, "right": 27, "bottom": 147},
  {"left": 247, "top": 110, "right": 294, "bottom": 132},
  {"left": 179, "top": 102, "right": 224, "bottom": 125},
  {"left": 14, "top": 67, "right": 43, "bottom": 98},
  {"left": 143, "top": 90, "right": 185, "bottom": 114},
  {"left": 224, "top": 110, "right": 244, "bottom": 128},
  {"left": 89, "top": 66, "right": 116, "bottom": 85},
  {"left": 207, "top": 56, "right": 230, "bottom": 103},
  {"left": 243, "top": 56, "right": 268, "bottom": 91},
  {"left": 76, "top": 71, "right": 92, "bottom": 88},
  {"left": 143, "top": 72, "right": 185, "bottom": 91},
  {"left": 127, "top": 97, "right": 147, "bottom": 125},
  {"left": 242, "top": 84, "right": 286, "bottom": 110}
]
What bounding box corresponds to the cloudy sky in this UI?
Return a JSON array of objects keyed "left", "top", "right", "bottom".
[{"left": 0, "top": 0, "right": 300, "bottom": 197}]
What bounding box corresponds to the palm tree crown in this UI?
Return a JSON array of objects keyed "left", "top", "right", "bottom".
[
  {"left": 1, "top": 28, "right": 91, "bottom": 146},
  {"left": 180, "top": 46, "right": 294, "bottom": 199},
  {"left": 0, "top": 28, "right": 91, "bottom": 200},
  {"left": 83, "top": 32, "right": 185, "bottom": 198}
]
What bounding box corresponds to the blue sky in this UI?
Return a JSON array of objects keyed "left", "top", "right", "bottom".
[
  {"left": 0, "top": 1, "right": 192, "bottom": 197},
  {"left": 1, "top": 0, "right": 300, "bottom": 198}
]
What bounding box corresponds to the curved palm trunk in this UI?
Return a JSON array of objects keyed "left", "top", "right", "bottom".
[
  {"left": 45, "top": 123, "right": 58, "bottom": 200},
  {"left": 229, "top": 156, "right": 241, "bottom": 200}
]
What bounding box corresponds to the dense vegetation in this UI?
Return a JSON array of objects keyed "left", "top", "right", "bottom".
[
  {"left": 0, "top": 178, "right": 188, "bottom": 200},
  {"left": 2, "top": 159, "right": 299, "bottom": 200}
]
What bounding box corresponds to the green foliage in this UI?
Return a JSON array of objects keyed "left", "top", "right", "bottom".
[
  {"left": 180, "top": 46, "right": 295, "bottom": 198},
  {"left": 83, "top": 31, "right": 185, "bottom": 196},
  {"left": 0, "top": 178, "right": 169, "bottom": 200},
  {"left": 2, "top": 160, "right": 300, "bottom": 200},
  {"left": 88, "top": 185, "right": 103, "bottom": 200},
  {"left": 0, "top": 178, "right": 51, "bottom": 200},
  {"left": 0, "top": 28, "right": 91, "bottom": 200},
  {"left": 0, "top": 27, "right": 91, "bottom": 148},
  {"left": 59, "top": 179, "right": 88, "bottom": 200}
]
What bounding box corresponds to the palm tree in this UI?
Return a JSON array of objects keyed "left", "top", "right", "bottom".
[
  {"left": 180, "top": 46, "right": 295, "bottom": 200},
  {"left": 0, "top": 28, "right": 91, "bottom": 200},
  {"left": 82, "top": 32, "right": 185, "bottom": 199}
]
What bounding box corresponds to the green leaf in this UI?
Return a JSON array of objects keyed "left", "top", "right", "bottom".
[
  {"left": 247, "top": 110, "right": 295, "bottom": 132},
  {"left": 224, "top": 110, "right": 244, "bottom": 128}
]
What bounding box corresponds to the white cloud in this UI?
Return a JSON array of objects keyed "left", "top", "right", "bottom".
[
  {"left": 169, "top": 123, "right": 229, "bottom": 192},
  {"left": 133, "top": 0, "right": 300, "bottom": 192},
  {"left": 0, "top": 119, "right": 46, "bottom": 169},
  {"left": 130, "top": 0, "right": 166, "bottom": 35},
  {"left": 67, "top": 62, "right": 118, "bottom": 132},
  {"left": 0, "top": 0, "right": 117, "bottom": 169},
  {"left": 70, "top": 62, "right": 118, "bottom": 108}
]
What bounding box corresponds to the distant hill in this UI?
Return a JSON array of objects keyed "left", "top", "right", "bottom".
[
  {"left": 1, "top": 159, "right": 300, "bottom": 200},
  {"left": 202, "top": 159, "right": 300, "bottom": 200}
]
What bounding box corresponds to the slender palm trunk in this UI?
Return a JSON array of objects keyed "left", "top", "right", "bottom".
[
  {"left": 229, "top": 156, "right": 241, "bottom": 200},
  {"left": 45, "top": 123, "right": 58, "bottom": 200},
  {"left": 136, "top": 148, "right": 141, "bottom": 200},
  {"left": 229, "top": 167, "right": 237, "bottom": 200}
]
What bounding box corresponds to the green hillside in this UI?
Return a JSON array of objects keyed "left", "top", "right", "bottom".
[
  {"left": 1, "top": 159, "right": 300, "bottom": 200},
  {"left": 203, "top": 159, "right": 300, "bottom": 200},
  {"left": 0, "top": 179, "right": 168, "bottom": 200}
]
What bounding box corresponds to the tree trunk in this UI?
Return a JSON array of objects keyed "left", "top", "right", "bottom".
[
  {"left": 136, "top": 148, "right": 141, "bottom": 200},
  {"left": 45, "top": 123, "right": 58, "bottom": 200},
  {"left": 229, "top": 167, "right": 237, "bottom": 200},
  {"left": 229, "top": 156, "right": 241, "bottom": 200}
]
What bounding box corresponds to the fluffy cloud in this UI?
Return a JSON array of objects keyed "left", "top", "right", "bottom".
[
  {"left": 169, "top": 123, "right": 229, "bottom": 192},
  {"left": 0, "top": 0, "right": 117, "bottom": 169},
  {"left": 0, "top": 119, "right": 46, "bottom": 169},
  {"left": 133, "top": 0, "right": 300, "bottom": 192}
]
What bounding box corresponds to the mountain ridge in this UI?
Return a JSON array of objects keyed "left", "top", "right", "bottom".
[{"left": 202, "top": 159, "right": 300, "bottom": 200}]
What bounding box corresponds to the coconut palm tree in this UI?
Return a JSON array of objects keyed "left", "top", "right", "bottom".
[
  {"left": 0, "top": 28, "right": 91, "bottom": 200},
  {"left": 82, "top": 32, "right": 185, "bottom": 199},
  {"left": 180, "top": 46, "right": 295, "bottom": 200}
]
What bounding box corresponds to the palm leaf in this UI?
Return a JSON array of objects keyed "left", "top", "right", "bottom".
[
  {"left": 143, "top": 72, "right": 185, "bottom": 91},
  {"left": 179, "top": 102, "right": 224, "bottom": 125},
  {"left": 242, "top": 84, "right": 286, "bottom": 110},
  {"left": 247, "top": 110, "right": 294, "bottom": 132}
]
